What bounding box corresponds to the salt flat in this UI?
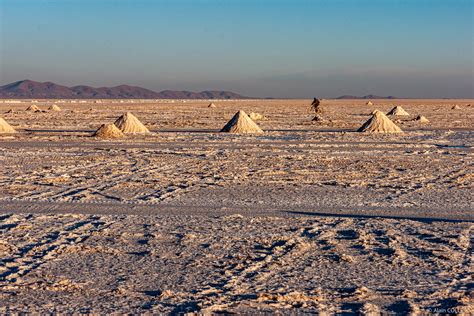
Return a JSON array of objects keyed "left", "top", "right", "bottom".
[{"left": 0, "top": 99, "right": 473, "bottom": 313}]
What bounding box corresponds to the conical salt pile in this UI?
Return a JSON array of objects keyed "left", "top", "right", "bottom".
[
  {"left": 220, "top": 110, "right": 263, "bottom": 134},
  {"left": 5, "top": 109, "right": 14, "bottom": 114},
  {"left": 208, "top": 102, "right": 216, "bottom": 108},
  {"left": 48, "top": 104, "right": 61, "bottom": 111},
  {"left": 366, "top": 101, "right": 373, "bottom": 106},
  {"left": 414, "top": 115, "right": 429, "bottom": 123},
  {"left": 370, "top": 109, "right": 380, "bottom": 115},
  {"left": 93, "top": 123, "right": 124, "bottom": 139},
  {"left": 0, "top": 117, "right": 17, "bottom": 133},
  {"left": 249, "top": 112, "right": 264, "bottom": 121},
  {"left": 452, "top": 105, "right": 461, "bottom": 110},
  {"left": 114, "top": 112, "right": 150, "bottom": 133},
  {"left": 357, "top": 111, "right": 403, "bottom": 133},
  {"left": 26, "top": 104, "right": 41, "bottom": 112},
  {"left": 387, "top": 106, "right": 409, "bottom": 116}
]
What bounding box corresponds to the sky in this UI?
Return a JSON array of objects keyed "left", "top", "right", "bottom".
[{"left": 0, "top": 0, "right": 472, "bottom": 98}]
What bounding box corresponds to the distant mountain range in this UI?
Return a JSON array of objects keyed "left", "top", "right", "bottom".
[
  {"left": 0, "top": 80, "right": 250, "bottom": 99},
  {"left": 0, "top": 80, "right": 401, "bottom": 100},
  {"left": 335, "top": 94, "right": 397, "bottom": 99}
]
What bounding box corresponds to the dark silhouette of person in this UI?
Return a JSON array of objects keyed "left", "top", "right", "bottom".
[{"left": 311, "top": 98, "right": 322, "bottom": 114}]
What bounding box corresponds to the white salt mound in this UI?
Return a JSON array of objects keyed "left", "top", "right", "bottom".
[
  {"left": 114, "top": 112, "right": 150, "bottom": 133},
  {"left": 93, "top": 123, "right": 124, "bottom": 139},
  {"left": 387, "top": 106, "right": 409, "bottom": 116},
  {"left": 0, "top": 117, "right": 17, "bottom": 133},
  {"left": 414, "top": 115, "right": 429, "bottom": 123},
  {"left": 26, "top": 104, "right": 41, "bottom": 112},
  {"left": 208, "top": 103, "right": 216, "bottom": 108},
  {"left": 452, "top": 105, "right": 461, "bottom": 110},
  {"left": 358, "top": 111, "right": 403, "bottom": 133},
  {"left": 48, "top": 104, "right": 61, "bottom": 111},
  {"left": 249, "top": 112, "right": 264, "bottom": 121},
  {"left": 220, "top": 110, "right": 263, "bottom": 134},
  {"left": 366, "top": 101, "right": 373, "bottom": 106}
]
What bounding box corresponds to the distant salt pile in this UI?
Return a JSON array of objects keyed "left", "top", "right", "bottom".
[
  {"left": 5, "top": 109, "right": 14, "bottom": 114},
  {"left": 220, "top": 110, "right": 263, "bottom": 134},
  {"left": 366, "top": 101, "right": 373, "bottom": 106},
  {"left": 358, "top": 110, "right": 402, "bottom": 133},
  {"left": 387, "top": 106, "right": 409, "bottom": 116},
  {"left": 414, "top": 115, "right": 429, "bottom": 123},
  {"left": 0, "top": 117, "right": 17, "bottom": 133},
  {"left": 249, "top": 112, "right": 264, "bottom": 121},
  {"left": 48, "top": 104, "right": 61, "bottom": 111},
  {"left": 452, "top": 105, "right": 461, "bottom": 110},
  {"left": 26, "top": 104, "right": 41, "bottom": 112},
  {"left": 93, "top": 123, "right": 124, "bottom": 139},
  {"left": 208, "top": 102, "right": 216, "bottom": 108},
  {"left": 114, "top": 112, "right": 150, "bottom": 133}
]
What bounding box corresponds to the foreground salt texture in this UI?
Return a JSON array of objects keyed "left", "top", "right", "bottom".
[{"left": 0, "top": 213, "right": 472, "bottom": 314}]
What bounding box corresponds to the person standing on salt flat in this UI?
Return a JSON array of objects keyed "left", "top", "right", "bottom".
[
  {"left": 311, "top": 97, "right": 326, "bottom": 122},
  {"left": 311, "top": 98, "right": 322, "bottom": 114}
]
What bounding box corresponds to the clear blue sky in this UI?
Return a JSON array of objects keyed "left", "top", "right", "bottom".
[{"left": 0, "top": 0, "right": 472, "bottom": 98}]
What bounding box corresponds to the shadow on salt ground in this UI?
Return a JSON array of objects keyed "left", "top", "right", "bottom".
[
  {"left": 283, "top": 210, "right": 473, "bottom": 223},
  {"left": 24, "top": 129, "right": 94, "bottom": 133},
  {"left": 387, "top": 300, "right": 415, "bottom": 314},
  {"left": 340, "top": 302, "right": 365, "bottom": 314}
]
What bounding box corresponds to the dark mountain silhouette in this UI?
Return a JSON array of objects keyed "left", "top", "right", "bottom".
[
  {"left": 157, "top": 90, "right": 246, "bottom": 99},
  {"left": 0, "top": 80, "right": 73, "bottom": 98},
  {"left": 70, "top": 84, "right": 160, "bottom": 99},
  {"left": 0, "top": 80, "right": 250, "bottom": 99},
  {"left": 336, "top": 94, "right": 397, "bottom": 99}
]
